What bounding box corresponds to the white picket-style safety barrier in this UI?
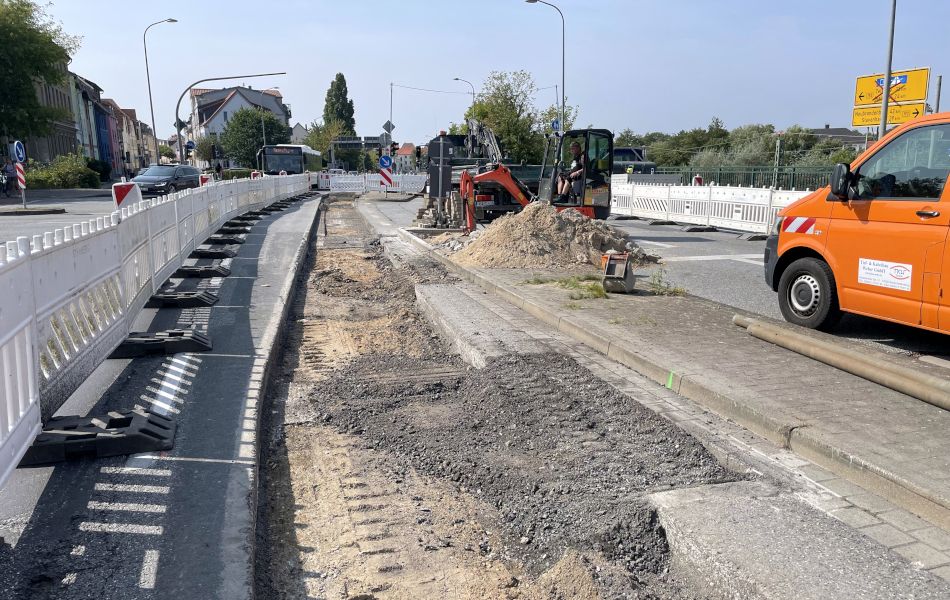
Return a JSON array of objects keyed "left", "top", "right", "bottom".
[
  {"left": 610, "top": 174, "right": 812, "bottom": 233},
  {"left": 322, "top": 172, "right": 427, "bottom": 194},
  {"left": 0, "top": 174, "right": 311, "bottom": 487}
]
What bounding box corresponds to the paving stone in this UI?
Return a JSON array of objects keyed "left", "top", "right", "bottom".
[
  {"left": 832, "top": 507, "right": 882, "bottom": 529},
  {"left": 931, "top": 565, "right": 950, "bottom": 582},
  {"left": 879, "top": 509, "right": 933, "bottom": 533},
  {"left": 797, "top": 464, "right": 837, "bottom": 483},
  {"left": 861, "top": 523, "right": 915, "bottom": 548},
  {"left": 846, "top": 493, "right": 898, "bottom": 514},
  {"left": 820, "top": 478, "right": 870, "bottom": 499},
  {"left": 893, "top": 543, "right": 950, "bottom": 570},
  {"left": 913, "top": 527, "right": 950, "bottom": 552}
]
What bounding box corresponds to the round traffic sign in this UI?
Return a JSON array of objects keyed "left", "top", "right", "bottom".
[
  {"left": 12, "top": 140, "right": 26, "bottom": 163},
  {"left": 185, "top": 140, "right": 196, "bottom": 150},
  {"left": 551, "top": 119, "right": 560, "bottom": 132},
  {"left": 379, "top": 154, "right": 392, "bottom": 169}
]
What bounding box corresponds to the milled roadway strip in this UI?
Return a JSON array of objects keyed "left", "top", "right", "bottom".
[
  {"left": 0, "top": 194, "right": 321, "bottom": 600},
  {"left": 391, "top": 223, "right": 950, "bottom": 534}
]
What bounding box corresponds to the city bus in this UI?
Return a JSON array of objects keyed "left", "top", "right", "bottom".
[{"left": 258, "top": 144, "right": 322, "bottom": 175}]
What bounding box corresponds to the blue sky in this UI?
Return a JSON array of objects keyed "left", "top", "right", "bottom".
[{"left": 54, "top": 0, "right": 950, "bottom": 144}]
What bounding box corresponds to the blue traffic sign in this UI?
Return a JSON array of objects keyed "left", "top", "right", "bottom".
[
  {"left": 185, "top": 140, "right": 196, "bottom": 150},
  {"left": 551, "top": 119, "right": 561, "bottom": 132},
  {"left": 12, "top": 140, "right": 26, "bottom": 163},
  {"left": 379, "top": 154, "right": 392, "bottom": 169}
]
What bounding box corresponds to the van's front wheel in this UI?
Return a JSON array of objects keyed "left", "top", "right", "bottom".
[{"left": 777, "top": 257, "right": 841, "bottom": 330}]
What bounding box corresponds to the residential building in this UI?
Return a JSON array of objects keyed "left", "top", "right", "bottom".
[
  {"left": 394, "top": 143, "right": 416, "bottom": 173},
  {"left": 0, "top": 62, "right": 79, "bottom": 163},
  {"left": 187, "top": 86, "right": 291, "bottom": 168},
  {"left": 809, "top": 125, "right": 867, "bottom": 152},
  {"left": 70, "top": 73, "right": 122, "bottom": 176},
  {"left": 291, "top": 122, "right": 309, "bottom": 144}
]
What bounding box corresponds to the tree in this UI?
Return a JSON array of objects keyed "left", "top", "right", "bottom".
[
  {"left": 0, "top": 0, "right": 79, "bottom": 138},
  {"left": 303, "top": 119, "right": 345, "bottom": 156},
  {"left": 537, "top": 102, "right": 578, "bottom": 134},
  {"left": 322, "top": 73, "right": 356, "bottom": 135},
  {"left": 194, "top": 136, "right": 215, "bottom": 163},
  {"left": 158, "top": 144, "right": 176, "bottom": 160},
  {"left": 219, "top": 107, "right": 290, "bottom": 167}
]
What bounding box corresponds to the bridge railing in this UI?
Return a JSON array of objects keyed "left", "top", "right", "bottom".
[
  {"left": 0, "top": 174, "right": 310, "bottom": 488},
  {"left": 611, "top": 180, "right": 813, "bottom": 233}
]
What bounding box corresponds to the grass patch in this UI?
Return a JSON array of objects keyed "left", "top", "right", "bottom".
[
  {"left": 523, "top": 274, "right": 607, "bottom": 300},
  {"left": 647, "top": 268, "right": 687, "bottom": 297}
]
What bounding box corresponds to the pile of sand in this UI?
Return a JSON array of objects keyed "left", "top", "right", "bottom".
[{"left": 453, "top": 202, "right": 649, "bottom": 269}]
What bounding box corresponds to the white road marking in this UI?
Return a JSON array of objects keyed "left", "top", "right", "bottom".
[
  {"left": 100, "top": 467, "right": 171, "bottom": 477},
  {"left": 154, "top": 370, "right": 192, "bottom": 385},
  {"left": 139, "top": 396, "right": 180, "bottom": 415},
  {"left": 94, "top": 483, "right": 170, "bottom": 494},
  {"left": 78, "top": 522, "right": 164, "bottom": 535},
  {"left": 87, "top": 501, "right": 167, "bottom": 514},
  {"left": 139, "top": 550, "right": 160, "bottom": 589},
  {"left": 151, "top": 378, "right": 189, "bottom": 394},
  {"left": 145, "top": 386, "right": 184, "bottom": 403},
  {"left": 634, "top": 239, "right": 675, "bottom": 248},
  {"left": 61, "top": 572, "right": 77, "bottom": 585},
  {"left": 70, "top": 545, "right": 85, "bottom": 556},
  {"left": 662, "top": 253, "right": 763, "bottom": 263},
  {"left": 160, "top": 363, "right": 197, "bottom": 377},
  {"left": 134, "top": 454, "right": 255, "bottom": 466},
  {"left": 733, "top": 258, "right": 765, "bottom": 265}
]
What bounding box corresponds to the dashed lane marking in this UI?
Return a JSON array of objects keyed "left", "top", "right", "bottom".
[
  {"left": 99, "top": 467, "right": 171, "bottom": 477},
  {"left": 662, "top": 253, "right": 763, "bottom": 263},
  {"left": 138, "top": 550, "right": 160, "bottom": 589},
  {"left": 78, "top": 522, "right": 164, "bottom": 535},
  {"left": 634, "top": 239, "right": 676, "bottom": 248},
  {"left": 87, "top": 501, "right": 168, "bottom": 514},
  {"left": 94, "top": 483, "right": 170, "bottom": 494}
]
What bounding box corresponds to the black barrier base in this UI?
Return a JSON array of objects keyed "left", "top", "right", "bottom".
[
  {"left": 19, "top": 409, "right": 176, "bottom": 466},
  {"left": 207, "top": 233, "right": 246, "bottom": 244},
  {"left": 216, "top": 225, "right": 252, "bottom": 235},
  {"left": 173, "top": 261, "right": 230, "bottom": 278},
  {"left": 231, "top": 214, "right": 262, "bottom": 223},
  {"left": 110, "top": 329, "right": 212, "bottom": 359},
  {"left": 191, "top": 244, "right": 239, "bottom": 259},
  {"left": 146, "top": 290, "right": 219, "bottom": 308}
]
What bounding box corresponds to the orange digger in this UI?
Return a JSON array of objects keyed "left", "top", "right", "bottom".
[{"left": 458, "top": 127, "right": 615, "bottom": 231}]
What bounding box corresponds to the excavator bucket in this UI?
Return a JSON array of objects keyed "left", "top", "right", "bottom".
[{"left": 601, "top": 253, "right": 637, "bottom": 294}]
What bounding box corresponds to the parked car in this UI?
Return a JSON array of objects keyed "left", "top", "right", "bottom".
[{"left": 132, "top": 164, "right": 201, "bottom": 195}]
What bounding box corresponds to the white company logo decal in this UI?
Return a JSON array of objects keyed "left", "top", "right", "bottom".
[{"left": 858, "top": 258, "right": 913, "bottom": 292}]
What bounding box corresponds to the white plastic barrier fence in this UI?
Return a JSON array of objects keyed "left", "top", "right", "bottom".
[
  {"left": 0, "top": 174, "right": 310, "bottom": 487},
  {"left": 611, "top": 176, "right": 812, "bottom": 234},
  {"left": 326, "top": 173, "right": 427, "bottom": 194}
]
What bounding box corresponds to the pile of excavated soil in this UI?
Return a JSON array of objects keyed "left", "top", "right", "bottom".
[{"left": 453, "top": 202, "right": 652, "bottom": 269}]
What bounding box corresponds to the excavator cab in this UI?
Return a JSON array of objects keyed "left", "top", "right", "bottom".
[{"left": 539, "top": 129, "right": 614, "bottom": 219}]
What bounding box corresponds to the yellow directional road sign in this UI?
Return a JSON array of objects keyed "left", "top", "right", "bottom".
[
  {"left": 854, "top": 67, "right": 930, "bottom": 106},
  {"left": 852, "top": 102, "right": 927, "bottom": 127}
]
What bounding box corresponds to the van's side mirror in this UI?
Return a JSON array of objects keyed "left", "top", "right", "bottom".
[{"left": 828, "top": 163, "right": 851, "bottom": 201}]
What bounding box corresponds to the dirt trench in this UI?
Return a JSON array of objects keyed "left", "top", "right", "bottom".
[{"left": 255, "top": 197, "right": 734, "bottom": 599}]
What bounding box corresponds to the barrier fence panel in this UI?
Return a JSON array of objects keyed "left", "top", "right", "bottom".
[
  {"left": 324, "top": 172, "right": 428, "bottom": 194},
  {"left": 612, "top": 183, "right": 811, "bottom": 233},
  {"left": 0, "top": 174, "right": 310, "bottom": 489}
]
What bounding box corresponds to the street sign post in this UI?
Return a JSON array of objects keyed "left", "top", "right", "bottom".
[
  {"left": 12, "top": 140, "right": 26, "bottom": 163},
  {"left": 852, "top": 102, "right": 927, "bottom": 127},
  {"left": 854, "top": 67, "right": 930, "bottom": 106}
]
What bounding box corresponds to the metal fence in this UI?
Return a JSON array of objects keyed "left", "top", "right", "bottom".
[
  {"left": 655, "top": 165, "right": 832, "bottom": 191},
  {"left": 0, "top": 174, "right": 311, "bottom": 488},
  {"left": 610, "top": 175, "right": 811, "bottom": 233}
]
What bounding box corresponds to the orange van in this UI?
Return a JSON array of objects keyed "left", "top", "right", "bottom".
[{"left": 765, "top": 113, "right": 950, "bottom": 332}]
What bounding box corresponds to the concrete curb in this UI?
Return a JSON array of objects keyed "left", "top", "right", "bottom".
[
  {"left": 219, "top": 194, "right": 322, "bottom": 599},
  {"left": 0, "top": 207, "right": 66, "bottom": 216},
  {"left": 395, "top": 226, "right": 950, "bottom": 531}
]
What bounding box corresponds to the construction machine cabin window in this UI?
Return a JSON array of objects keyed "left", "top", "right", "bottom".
[
  {"left": 587, "top": 132, "right": 611, "bottom": 186},
  {"left": 855, "top": 124, "right": 950, "bottom": 201}
]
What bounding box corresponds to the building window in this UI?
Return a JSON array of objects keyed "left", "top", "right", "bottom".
[{"left": 223, "top": 111, "right": 228, "bottom": 122}]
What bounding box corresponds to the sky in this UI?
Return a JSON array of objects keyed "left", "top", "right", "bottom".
[{"left": 51, "top": 0, "right": 950, "bottom": 145}]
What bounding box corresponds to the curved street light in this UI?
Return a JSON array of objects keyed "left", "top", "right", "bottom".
[
  {"left": 453, "top": 77, "right": 476, "bottom": 153},
  {"left": 174, "top": 72, "right": 286, "bottom": 166},
  {"left": 525, "top": 0, "right": 565, "bottom": 133},
  {"left": 144, "top": 18, "right": 177, "bottom": 165}
]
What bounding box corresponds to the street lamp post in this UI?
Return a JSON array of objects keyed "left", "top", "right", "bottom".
[
  {"left": 526, "top": 0, "right": 565, "bottom": 134},
  {"left": 259, "top": 86, "right": 280, "bottom": 169},
  {"left": 144, "top": 18, "right": 177, "bottom": 166},
  {"left": 878, "top": 0, "right": 897, "bottom": 140},
  {"left": 174, "top": 72, "right": 285, "bottom": 169},
  {"left": 453, "top": 77, "right": 476, "bottom": 153}
]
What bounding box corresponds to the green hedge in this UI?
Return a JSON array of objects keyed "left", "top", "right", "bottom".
[
  {"left": 221, "top": 168, "right": 252, "bottom": 180},
  {"left": 26, "top": 153, "right": 101, "bottom": 189}
]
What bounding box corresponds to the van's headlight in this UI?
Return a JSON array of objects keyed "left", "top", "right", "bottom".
[{"left": 771, "top": 216, "right": 783, "bottom": 236}]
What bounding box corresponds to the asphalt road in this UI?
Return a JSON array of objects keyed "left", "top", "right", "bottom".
[
  {"left": 0, "top": 193, "right": 115, "bottom": 245},
  {"left": 612, "top": 218, "right": 950, "bottom": 357}
]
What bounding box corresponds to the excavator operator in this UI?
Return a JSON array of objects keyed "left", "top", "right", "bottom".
[{"left": 555, "top": 140, "right": 586, "bottom": 203}]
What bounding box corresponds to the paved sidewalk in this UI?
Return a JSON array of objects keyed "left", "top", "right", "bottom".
[
  {"left": 0, "top": 194, "right": 320, "bottom": 600},
  {"left": 359, "top": 197, "right": 950, "bottom": 555}
]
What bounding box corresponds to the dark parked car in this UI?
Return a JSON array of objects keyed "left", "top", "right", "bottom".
[{"left": 132, "top": 164, "right": 201, "bottom": 195}]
